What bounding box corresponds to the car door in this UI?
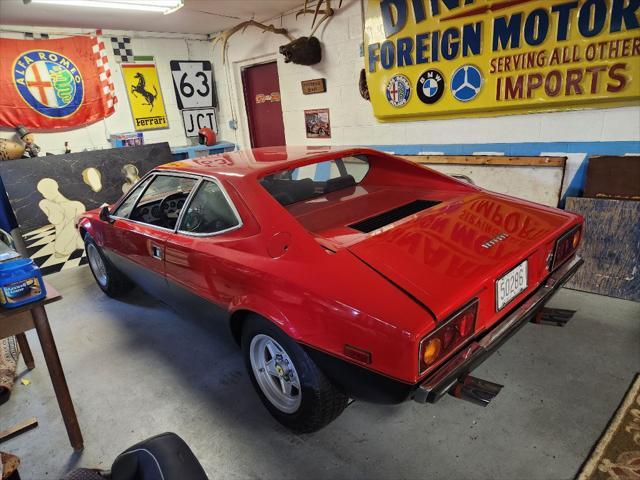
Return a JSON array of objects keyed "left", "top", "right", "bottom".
[
  {"left": 163, "top": 177, "right": 244, "bottom": 314},
  {"left": 105, "top": 172, "right": 198, "bottom": 300}
]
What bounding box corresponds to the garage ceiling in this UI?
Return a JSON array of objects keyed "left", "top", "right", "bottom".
[{"left": 0, "top": 0, "right": 304, "bottom": 35}]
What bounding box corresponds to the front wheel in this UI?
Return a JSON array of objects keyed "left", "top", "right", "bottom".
[
  {"left": 242, "top": 315, "right": 348, "bottom": 433},
  {"left": 85, "top": 235, "right": 132, "bottom": 298}
]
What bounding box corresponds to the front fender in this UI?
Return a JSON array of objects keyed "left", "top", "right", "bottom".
[{"left": 77, "top": 212, "right": 107, "bottom": 246}]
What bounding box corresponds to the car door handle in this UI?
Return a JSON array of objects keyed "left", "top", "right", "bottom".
[{"left": 151, "top": 245, "right": 163, "bottom": 260}]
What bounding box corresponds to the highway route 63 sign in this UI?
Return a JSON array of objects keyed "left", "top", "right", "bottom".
[{"left": 169, "top": 60, "right": 216, "bottom": 110}]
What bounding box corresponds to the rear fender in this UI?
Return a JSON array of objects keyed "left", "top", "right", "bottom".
[{"left": 228, "top": 295, "right": 298, "bottom": 344}]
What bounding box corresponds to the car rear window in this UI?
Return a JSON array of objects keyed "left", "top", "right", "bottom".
[{"left": 260, "top": 155, "right": 370, "bottom": 205}]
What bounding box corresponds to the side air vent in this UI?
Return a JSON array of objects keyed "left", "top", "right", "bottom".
[{"left": 349, "top": 199, "right": 440, "bottom": 233}]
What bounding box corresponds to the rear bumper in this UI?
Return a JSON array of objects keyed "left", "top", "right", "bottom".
[{"left": 413, "top": 254, "right": 584, "bottom": 404}]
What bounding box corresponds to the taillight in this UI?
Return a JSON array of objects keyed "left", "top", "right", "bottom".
[
  {"left": 551, "top": 225, "right": 582, "bottom": 270},
  {"left": 419, "top": 300, "right": 478, "bottom": 375}
]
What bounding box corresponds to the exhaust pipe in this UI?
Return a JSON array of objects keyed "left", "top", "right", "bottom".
[{"left": 449, "top": 375, "right": 503, "bottom": 407}]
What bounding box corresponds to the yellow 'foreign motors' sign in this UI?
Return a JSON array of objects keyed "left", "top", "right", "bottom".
[
  {"left": 122, "top": 63, "right": 168, "bottom": 131},
  {"left": 365, "top": 0, "right": 640, "bottom": 121}
]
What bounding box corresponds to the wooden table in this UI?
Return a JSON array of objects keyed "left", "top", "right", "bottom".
[{"left": 0, "top": 282, "right": 83, "bottom": 450}]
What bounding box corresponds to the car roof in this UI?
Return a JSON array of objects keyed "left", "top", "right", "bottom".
[{"left": 155, "top": 146, "right": 377, "bottom": 181}]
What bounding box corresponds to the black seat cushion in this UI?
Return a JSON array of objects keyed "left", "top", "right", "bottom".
[
  {"left": 262, "top": 177, "right": 315, "bottom": 205},
  {"left": 324, "top": 175, "right": 356, "bottom": 194},
  {"left": 111, "top": 432, "right": 208, "bottom": 480}
]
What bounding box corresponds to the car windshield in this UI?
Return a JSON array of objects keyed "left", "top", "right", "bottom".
[{"left": 260, "top": 155, "right": 370, "bottom": 206}]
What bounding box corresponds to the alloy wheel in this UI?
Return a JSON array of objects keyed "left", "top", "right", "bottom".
[
  {"left": 249, "top": 334, "right": 302, "bottom": 413},
  {"left": 87, "top": 243, "right": 108, "bottom": 287}
]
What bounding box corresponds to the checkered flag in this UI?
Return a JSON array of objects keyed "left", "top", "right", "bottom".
[
  {"left": 110, "top": 36, "right": 133, "bottom": 63},
  {"left": 90, "top": 35, "right": 118, "bottom": 112},
  {"left": 24, "top": 32, "right": 50, "bottom": 39}
]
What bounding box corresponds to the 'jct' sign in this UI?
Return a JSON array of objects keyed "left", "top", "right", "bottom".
[
  {"left": 364, "top": 0, "right": 640, "bottom": 121},
  {"left": 182, "top": 108, "right": 217, "bottom": 137}
]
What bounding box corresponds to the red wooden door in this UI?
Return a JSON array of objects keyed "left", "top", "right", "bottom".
[{"left": 242, "top": 62, "right": 286, "bottom": 147}]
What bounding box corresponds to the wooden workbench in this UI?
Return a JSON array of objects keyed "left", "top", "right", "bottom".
[{"left": 0, "top": 282, "right": 83, "bottom": 450}]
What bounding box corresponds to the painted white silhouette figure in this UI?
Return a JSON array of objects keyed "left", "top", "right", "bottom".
[
  {"left": 82, "top": 167, "right": 103, "bottom": 192},
  {"left": 121, "top": 164, "right": 140, "bottom": 194},
  {"left": 37, "top": 178, "right": 85, "bottom": 257}
]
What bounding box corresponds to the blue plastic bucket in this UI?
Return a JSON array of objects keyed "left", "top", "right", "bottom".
[{"left": 0, "top": 258, "right": 46, "bottom": 308}]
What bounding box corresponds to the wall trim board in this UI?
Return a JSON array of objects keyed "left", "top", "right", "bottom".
[{"left": 399, "top": 155, "right": 566, "bottom": 167}]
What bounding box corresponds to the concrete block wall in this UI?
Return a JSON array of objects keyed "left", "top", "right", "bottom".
[
  {"left": 212, "top": 0, "right": 640, "bottom": 200},
  {"left": 0, "top": 26, "right": 213, "bottom": 155},
  {"left": 0, "top": 1, "right": 637, "bottom": 198},
  {"left": 214, "top": 0, "right": 640, "bottom": 148}
]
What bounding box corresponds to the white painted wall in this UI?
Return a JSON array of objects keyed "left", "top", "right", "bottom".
[
  {"left": 214, "top": 0, "right": 640, "bottom": 149},
  {"left": 0, "top": 26, "right": 214, "bottom": 155},
  {"left": 1, "top": 0, "right": 638, "bottom": 159}
]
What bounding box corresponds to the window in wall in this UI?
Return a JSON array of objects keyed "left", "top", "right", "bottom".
[{"left": 179, "top": 180, "right": 240, "bottom": 234}]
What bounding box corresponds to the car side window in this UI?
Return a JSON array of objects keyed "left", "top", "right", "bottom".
[
  {"left": 179, "top": 180, "right": 240, "bottom": 234},
  {"left": 113, "top": 176, "right": 152, "bottom": 218},
  {"left": 129, "top": 175, "right": 197, "bottom": 230}
]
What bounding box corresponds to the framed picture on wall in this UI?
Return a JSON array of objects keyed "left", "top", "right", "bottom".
[{"left": 304, "top": 108, "right": 330, "bottom": 139}]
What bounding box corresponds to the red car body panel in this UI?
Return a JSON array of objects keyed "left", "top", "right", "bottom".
[{"left": 77, "top": 146, "right": 583, "bottom": 392}]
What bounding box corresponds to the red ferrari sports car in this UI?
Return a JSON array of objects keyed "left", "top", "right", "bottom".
[{"left": 77, "top": 146, "right": 583, "bottom": 432}]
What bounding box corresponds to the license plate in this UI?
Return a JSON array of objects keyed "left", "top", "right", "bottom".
[{"left": 496, "top": 260, "right": 528, "bottom": 311}]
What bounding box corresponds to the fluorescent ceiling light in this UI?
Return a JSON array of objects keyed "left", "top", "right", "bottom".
[{"left": 27, "top": 0, "right": 184, "bottom": 14}]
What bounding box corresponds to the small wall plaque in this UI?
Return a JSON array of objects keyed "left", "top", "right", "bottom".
[{"left": 301, "top": 79, "right": 327, "bottom": 95}]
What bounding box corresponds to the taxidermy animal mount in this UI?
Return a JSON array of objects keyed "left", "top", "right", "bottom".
[
  {"left": 279, "top": 36, "right": 321, "bottom": 65},
  {"left": 211, "top": 0, "right": 342, "bottom": 66}
]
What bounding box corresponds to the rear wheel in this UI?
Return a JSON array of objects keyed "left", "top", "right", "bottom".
[
  {"left": 85, "top": 235, "right": 132, "bottom": 298},
  {"left": 242, "top": 315, "right": 348, "bottom": 433}
]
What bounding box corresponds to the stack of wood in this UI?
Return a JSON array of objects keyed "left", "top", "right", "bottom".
[{"left": 565, "top": 156, "right": 639, "bottom": 301}]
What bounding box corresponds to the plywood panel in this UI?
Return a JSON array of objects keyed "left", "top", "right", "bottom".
[
  {"left": 401, "top": 155, "right": 566, "bottom": 207},
  {"left": 584, "top": 155, "right": 640, "bottom": 200},
  {"left": 0, "top": 143, "right": 174, "bottom": 232},
  {"left": 565, "top": 197, "right": 639, "bottom": 302}
]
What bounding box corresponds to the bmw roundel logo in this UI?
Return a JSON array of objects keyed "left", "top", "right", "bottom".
[
  {"left": 417, "top": 69, "right": 445, "bottom": 105},
  {"left": 385, "top": 74, "right": 411, "bottom": 108},
  {"left": 13, "top": 50, "right": 84, "bottom": 118},
  {"left": 451, "top": 64, "right": 482, "bottom": 102}
]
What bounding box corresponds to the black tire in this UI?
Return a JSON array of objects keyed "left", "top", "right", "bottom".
[
  {"left": 84, "top": 234, "right": 132, "bottom": 298},
  {"left": 241, "top": 315, "right": 348, "bottom": 433}
]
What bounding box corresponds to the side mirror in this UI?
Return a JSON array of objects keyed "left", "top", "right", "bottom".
[{"left": 99, "top": 205, "right": 113, "bottom": 223}]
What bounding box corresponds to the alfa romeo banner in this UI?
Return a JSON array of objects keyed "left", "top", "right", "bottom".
[
  {"left": 365, "top": 0, "right": 640, "bottom": 121},
  {"left": 0, "top": 35, "right": 116, "bottom": 130}
]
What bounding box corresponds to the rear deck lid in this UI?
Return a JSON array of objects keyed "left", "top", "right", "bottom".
[{"left": 347, "top": 192, "right": 571, "bottom": 318}]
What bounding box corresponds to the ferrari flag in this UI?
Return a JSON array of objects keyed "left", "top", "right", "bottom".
[{"left": 0, "top": 35, "right": 117, "bottom": 130}]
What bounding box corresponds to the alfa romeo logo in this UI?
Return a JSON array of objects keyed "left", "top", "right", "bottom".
[
  {"left": 385, "top": 74, "right": 411, "bottom": 108},
  {"left": 451, "top": 64, "right": 482, "bottom": 102},
  {"left": 13, "top": 50, "right": 84, "bottom": 118},
  {"left": 417, "top": 69, "right": 445, "bottom": 104}
]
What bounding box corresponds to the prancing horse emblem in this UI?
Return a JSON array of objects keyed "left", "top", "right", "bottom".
[
  {"left": 482, "top": 233, "right": 508, "bottom": 249},
  {"left": 131, "top": 72, "right": 158, "bottom": 111}
]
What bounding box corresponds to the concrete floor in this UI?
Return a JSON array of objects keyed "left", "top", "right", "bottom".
[{"left": 1, "top": 265, "right": 639, "bottom": 479}]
